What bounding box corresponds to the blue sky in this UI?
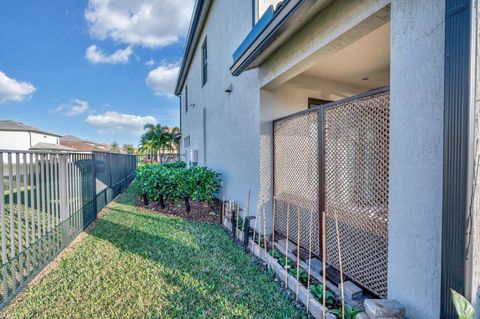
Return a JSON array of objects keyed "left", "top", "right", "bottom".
[{"left": 0, "top": 0, "right": 193, "bottom": 145}]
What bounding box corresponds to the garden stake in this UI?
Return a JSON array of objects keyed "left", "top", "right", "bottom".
[
  {"left": 236, "top": 202, "right": 240, "bottom": 240},
  {"left": 231, "top": 207, "right": 237, "bottom": 239},
  {"left": 335, "top": 212, "right": 345, "bottom": 319},
  {"left": 322, "top": 210, "right": 327, "bottom": 319},
  {"left": 257, "top": 204, "right": 262, "bottom": 256},
  {"left": 221, "top": 195, "right": 225, "bottom": 226},
  {"left": 242, "top": 189, "right": 250, "bottom": 236},
  {"left": 306, "top": 207, "right": 314, "bottom": 313},
  {"left": 271, "top": 197, "right": 276, "bottom": 268},
  {"left": 252, "top": 194, "right": 260, "bottom": 253},
  {"left": 230, "top": 200, "right": 234, "bottom": 232},
  {"left": 262, "top": 205, "right": 267, "bottom": 261},
  {"left": 243, "top": 216, "right": 255, "bottom": 252},
  {"left": 296, "top": 207, "right": 300, "bottom": 301},
  {"left": 285, "top": 203, "right": 290, "bottom": 285}
]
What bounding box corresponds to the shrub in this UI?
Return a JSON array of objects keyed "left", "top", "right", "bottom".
[
  {"left": 135, "top": 163, "right": 221, "bottom": 203},
  {"left": 162, "top": 161, "right": 187, "bottom": 169}
]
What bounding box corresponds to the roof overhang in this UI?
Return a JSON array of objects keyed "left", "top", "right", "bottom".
[
  {"left": 230, "top": 0, "right": 332, "bottom": 76},
  {"left": 175, "top": 0, "right": 212, "bottom": 96}
]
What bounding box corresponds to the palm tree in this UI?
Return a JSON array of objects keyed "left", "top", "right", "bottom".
[
  {"left": 138, "top": 124, "right": 172, "bottom": 161},
  {"left": 111, "top": 142, "right": 120, "bottom": 153},
  {"left": 122, "top": 144, "right": 135, "bottom": 154}
]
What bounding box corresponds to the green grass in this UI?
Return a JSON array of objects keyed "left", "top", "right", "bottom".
[{"left": 5, "top": 183, "right": 305, "bottom": 319}]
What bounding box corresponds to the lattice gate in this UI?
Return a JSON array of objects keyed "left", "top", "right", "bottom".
[{"left": 273, "top": 88, "right": 390, "bottom": 298}]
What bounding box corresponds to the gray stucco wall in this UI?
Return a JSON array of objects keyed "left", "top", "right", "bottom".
[
  {"left": 179, "top": 0, "right": 261, "bottom": 216},
  {"left": 388, "top": 1, "right": 445, "bottom": 318}
]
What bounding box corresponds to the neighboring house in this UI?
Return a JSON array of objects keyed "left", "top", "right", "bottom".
[
  {"left": 60, "top": 135, "right": 111, "bottom": 152},
  {"left": 0, "top": 120, "right": 63, "bottom": 153},
  {"left": 176, "top": 0, "right": 480, "bottom": 318}
]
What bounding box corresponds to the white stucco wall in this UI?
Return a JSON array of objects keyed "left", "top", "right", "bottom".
[
  {"left": 388, "top": 1, "right": 445, "bottom": 318},
  {"left": 179, "top": 0, "right": 261, "bottom": 217},
  {"left": 0, "top": 130, "right": 59, "bottom": 162}
]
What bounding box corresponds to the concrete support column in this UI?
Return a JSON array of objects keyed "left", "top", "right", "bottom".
[{"left": 388, "top": 1, "right": 445, "bottom": 318}]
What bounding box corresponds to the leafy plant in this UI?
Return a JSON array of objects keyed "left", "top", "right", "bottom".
[
  {"left": 288, "top": 267, "right": 309, "bottom": 284},
  {"left": 330, "top": 304, "right": 364, "bottom": 319},
  {"left": 135, "top": 164, "right": 221, "bottom": 203},
  {"left": 451, "top": 289, "right": 475, "bottom": 319},
  {"left": 310, "top": 284, "right": 335, "bottom": 306},
  {"left": 268, "top": 249, "right": 281, "bottom": 260},
  {"left": 277, "top": 256, "right": 293, "bottom": 269},
  {"left": 162, "top": 161, "right": 187, "bottom": 169}
]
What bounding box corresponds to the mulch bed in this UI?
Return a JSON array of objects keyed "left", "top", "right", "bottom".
[{"left": 136, "top": 196, "right": 222, "bottom": 224}]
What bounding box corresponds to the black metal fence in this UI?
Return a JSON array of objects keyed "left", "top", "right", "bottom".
[{"left": 0, "top": 150, "right": 136, "bottom": 308}]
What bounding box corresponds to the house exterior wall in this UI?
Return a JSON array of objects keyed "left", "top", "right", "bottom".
[
  {"left": 180, "top": 0, "right": 451, "bottom": 315},
  {"left": 0, "top": 131, "right": 32, "bottom": 151},
  {"left": 388, "top": 1, "right": 445, "bottom": 318},
  {"left": 179, "top": 0, "right": 261, "bottom": 214},
  {"left": 0, "top": 131, "right": 58, "bottom": 151},
  {"left": 0, "top": 130, "right": 59, "bottom": 162},
  {"left": 30, "top": 132, "right": 59, "bottom": 146}
]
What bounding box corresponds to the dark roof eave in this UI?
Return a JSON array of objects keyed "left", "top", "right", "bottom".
[
  {"left": 230, "top": 0, "right": 329, "bottom": 76},
  {"left": 175, "top": 0, "right": 211, "bottom": 96}
]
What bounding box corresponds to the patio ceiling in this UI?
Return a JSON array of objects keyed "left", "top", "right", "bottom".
[{"left": 299, "top": 22, "right": 390, "bottom": 91}]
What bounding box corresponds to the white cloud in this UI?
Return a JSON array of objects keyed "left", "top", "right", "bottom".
[
  {"left": 86, "top": 111, "right": 156, "bottom": 135},
  {"left": 146, "top": 64, "right": 179, "bottom": 97},
  {"left": 0, "top": 71, "right": 36, "bottom": 104},
  {"left": 85, "top": 45, "right": 133, "bottom": 64},
  {"left": 53, "top": 99, "right": 89, "bottom": 116},
  {"left": 85, "top": 0, "right": 194, "bottom": 48},
  {"left": 145, "top": 59, "right": 155, "bottom": 67}
]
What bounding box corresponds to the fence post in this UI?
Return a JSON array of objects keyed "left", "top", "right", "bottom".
[
  {"left": 244, "top": 216, "right": 256, "bottom": 252},
  {"left": 92, "top": 154, "right": 97, "bottom": 217},
  {"left": 108, "top": 153, "right": 112, "bottom": 188},
  {"left": 231, "top": 209, "right": 237, "bottom": 239},
  {"left": 58, "top": 154, "right": 69, "bottom": 246}
]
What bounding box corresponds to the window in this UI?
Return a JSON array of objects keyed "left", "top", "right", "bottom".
[
  {"left": 201, "top": 38, "right": 208, "bottom": 86},
  {"left": 185, "top": 86, "right": 188, "bottom": 113},
  {"left": 184, "top": 135, "right": 190, "bottom": 148}
]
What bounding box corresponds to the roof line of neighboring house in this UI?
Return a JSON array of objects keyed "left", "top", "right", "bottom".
[
  {"left": 175, "top": 0, "right": 212, "bottom": 96},
  {"left": 0, "top": 120, "right": 61, "bottom": 137}
]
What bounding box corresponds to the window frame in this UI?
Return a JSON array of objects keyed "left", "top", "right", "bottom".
[
  {"left": 184, "top": 135, "right": 191, "bottom": 148},
  {"left": 185, "top": 85, "right": 189, "bottom": 113},
  {"left": 201, "top": 37, "right": 208, "bottom": 86}
]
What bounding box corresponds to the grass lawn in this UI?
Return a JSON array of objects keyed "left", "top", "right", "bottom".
[{"left": 4, "top": 183, "right": 305, "bottom": 319}]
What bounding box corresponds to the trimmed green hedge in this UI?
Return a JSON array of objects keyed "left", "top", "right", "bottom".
[{"left": 136, "top": 162, "right": 221, "bottom": 202}]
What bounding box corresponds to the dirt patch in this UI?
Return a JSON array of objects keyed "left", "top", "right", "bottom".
[{"left": 136, "top": 197, "right": 222, "bottom": 224}]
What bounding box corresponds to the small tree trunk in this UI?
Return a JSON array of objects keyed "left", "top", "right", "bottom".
[
  {"left": 184, "top": 196, "right": 191, "bottom": 213},
  {"left": 143, "top": 193, "right": 149, "bottom": 206},
  {"left": 159, "top": 193, "right": 165, "bottom": 209}
]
